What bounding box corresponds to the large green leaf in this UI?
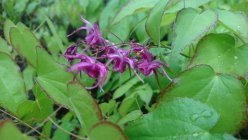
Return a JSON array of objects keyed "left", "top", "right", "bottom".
[
  {"left": 112, "top": 0, "right": 159, "bottom": 24},
  {"left": 190, "top": 34, "right": 248, "bottom": 77},
  {"left": 89, "top": 121, "right": 127, "bottom": 140},
  {"left": 218, "top": 10, "right": 248, "bottom": 42},
  {"left": 160, "top": 65, "right": 246, "bottom": 133},
  {"left": 145, "top": 0, "right": 170, "bottom": 44},
  {"left": 0, "top": 121, "right": 33, "bottom": 140},
  {"left": 169, "top": 8, "right": 217, "bottom": 71},
  {"left": 125, "top": 98, "right": 235, "bottom": 140},
  {"left": 0, "top": 52, "right": 26, "bottom": 113}
]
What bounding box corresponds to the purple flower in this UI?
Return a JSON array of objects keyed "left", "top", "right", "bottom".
[
  {"left": 65, "top": 17, "right": 172, "bottom": 91},
  {"left": 68, "top": 16, "right": 105, "bottom": 46},
  {"left": 130, "top": 41, "right": 172, "bottom": 81},
  {"left": 137, "top": 59, "right": 171, "bottom": 81},
  {"left": 130, "top": 41, "right": 153, "bottom": 61},
  {"left": 68, "top": 55, "right": 108, "bottom": 91},
  {"left": 107, "top": 48, "right": 143, "bottom": 82},
  {"left": 64, "top": 45, "right": 78, "bottom": 61}
]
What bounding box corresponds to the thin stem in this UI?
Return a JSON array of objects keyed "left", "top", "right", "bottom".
[
  {"left": 0, "top": 108, "right": 50, "bottom": 140},
  {"left": 48, "top": 117, "right": 87, "bottom": 140},
  {"left": 26, "top": 106, "right": 63, "bottom": 136}
]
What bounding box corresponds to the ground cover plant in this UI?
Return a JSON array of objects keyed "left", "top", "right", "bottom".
[{"left": 1, "top": 0, "right": 248, "bottom": 139}]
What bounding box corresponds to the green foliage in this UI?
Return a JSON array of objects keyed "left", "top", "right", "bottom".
[
  {"left": 190, "top": 34, "right": 248, "bottom": 77},
  {"left": 0, "top": 52, "right": 26, "bottom": 113},
  {"left": 125, "top": 98, "right": 235, "bottom": 140},
  {"left": 0, "top": 121, "right": 33, "bottom": 140},
  {"left": 160, "top": 65, "right": 246, "bottom": 133}
]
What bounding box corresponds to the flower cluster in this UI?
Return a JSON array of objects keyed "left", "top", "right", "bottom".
[{"left": 64, "top": 16, "right": 171, "bottom": 91}]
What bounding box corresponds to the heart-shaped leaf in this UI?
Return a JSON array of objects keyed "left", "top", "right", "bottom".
[
  {"left": 160, "top": 65, "right": 246, "bottom": 133},
  {"left": 190, "top": 33, "right": 248, "bottom": 77},
  {"left": 125, "top": 97, "right": 235, "bottom": 140}
]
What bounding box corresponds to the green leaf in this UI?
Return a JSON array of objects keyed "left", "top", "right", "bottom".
[
  {"left": 118, "top": 110, "right": 142, "bottom": 125},
  {"left": 125, "top": 98, "right": 234, "bottom": 140},
  {"left": 112, "top": 0, "right": 159, "bottom": 24},
  {"left": 135, "top": 16, "right": 149, "bottom": 42},
  {"left": 107, "top": 17, "right": 132, "bottom": 43},
  {"left": 0, "top": 52, "right": 26, "bottom": 113},
  {"left": 53, "top": 113, "right": 78, "bottom": 140},
  {"left": 165, "top": 0, "right": 210, "bottom": 14},
  {"left": 190, "top": 34, "right": 248, "bottom": 77},
  {"left": 0, "top": 37, "right": 11, "bottom": 54},
  {"left": 160, "top": 65, "right": 246, "bottom": 133},
  {"left": 145, "top": 0, "right": 170, "bottom": 44},
  {"left": 68, "top": 89, "right": 102, "bottom": 132},
  {"left": 3, "top": 19, "right": 15, "bottom": 44},
  {"left": 22, "top": 66, "right": 34, "bottom": 90},
  {"left": 37, "top": 76, "right": 102, "bottom": 132},
  {"left": 218, "top": 10, "right": 248, "bottom": 42},
  {"left": 89, "top": 121, "right": 127, "bottom": 140},
  {"left": 113, "top": 77, "right": 140, "bottom": 99},
  {"left": 131, "top": 84, "right": 153, "bottom": 105},
  {"left": 99, "top": 0, "right": 128, "bottom": 36},
  {"left": 10, "top": 26, "right": 39, "bottom": 68},
  {"left": 16, "top": 85, "right": 53, "bottom": 124},
  {"left": 0, "top": 121, "right": 33, "bottom": 140},
  {"left": 119, "top": 94, "right": 140, "bottom": 116},
  {"left": 169, "top": 8, "right": 217, "bottom": 71},
  {"left": 100, "top": 100, "right": 116, "bottom": 116},
  {"left": 46, "top": 17, "right": 65, "bottom": 52}
]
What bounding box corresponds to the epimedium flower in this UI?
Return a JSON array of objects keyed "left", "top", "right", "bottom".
[
  {"left": 137, "top": 59, "right": 172, "bottom": 81},
  {"left": 65, "top": 17, "right": 172, "bottom": 91},
  {"left": 68, "top": 16, "right": 106, "bottom": 46},
  {"left": 64, "top": 45, "right": 78, "bottom": 62},
  {"left": 130, "top": 41, "right": 172, "bottom": 81},
  {"left": 68, "top": 54, "right": 108, "bottom": 92},
  {"left": 107, "top": 48, "right": 144, "bottom": 82}
]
